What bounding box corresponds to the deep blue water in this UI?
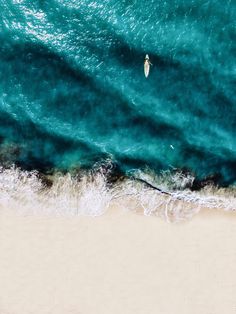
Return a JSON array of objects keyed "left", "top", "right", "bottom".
[{"left": 0, "top": 0, "right": 235, "bottom": 185}]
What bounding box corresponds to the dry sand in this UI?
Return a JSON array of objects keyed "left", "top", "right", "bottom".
[{"left": 0, "top": 206, "right": 236, "bottom": 314}]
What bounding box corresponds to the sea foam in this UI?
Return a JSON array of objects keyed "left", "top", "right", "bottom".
[{"left": 0, "top": 165, "right": 235, "bottom": 222}]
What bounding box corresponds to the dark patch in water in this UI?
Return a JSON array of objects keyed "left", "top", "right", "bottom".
[{"left": 191, "top": 174, "right": 222, "bottom": 191}]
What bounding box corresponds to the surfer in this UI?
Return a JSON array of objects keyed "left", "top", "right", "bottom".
[{"left": 144, "top": 54, "right": 152, "bottom": 78}]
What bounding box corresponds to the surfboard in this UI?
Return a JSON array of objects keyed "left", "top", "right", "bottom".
[{"left": 144, "top": 54, "right": 150, "bottom": 78}]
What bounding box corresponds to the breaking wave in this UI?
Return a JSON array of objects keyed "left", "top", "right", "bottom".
[{"left": 0, "top": 164, "right": 235, "bottom": 222}]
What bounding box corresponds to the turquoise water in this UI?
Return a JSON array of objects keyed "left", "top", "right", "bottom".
[{"left": 1, "top": 0, "right": 235, "bottom": 186}]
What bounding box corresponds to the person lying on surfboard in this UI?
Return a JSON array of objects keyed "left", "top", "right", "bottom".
[{"left": 144, "top": 54, "right": 152, "bottom": 78}]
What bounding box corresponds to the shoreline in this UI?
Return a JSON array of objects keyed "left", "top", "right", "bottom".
[{"left": 0, "top": 166, "right": 235, "bottom": 219}]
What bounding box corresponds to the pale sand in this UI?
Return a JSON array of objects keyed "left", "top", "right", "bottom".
[{"left": 0, "top": 207, "right": 236, "bottom": 314}]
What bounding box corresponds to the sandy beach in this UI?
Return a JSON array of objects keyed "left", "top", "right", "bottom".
[{"left": 0, "top": 206, "right": 236, "bottom": 314}]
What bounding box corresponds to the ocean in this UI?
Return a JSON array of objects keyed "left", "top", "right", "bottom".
[{"left": 0, "top": 0, "right": 235, "bottom": 219}]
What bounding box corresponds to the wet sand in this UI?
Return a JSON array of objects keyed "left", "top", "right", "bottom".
[{"left": 0, "top": 206, "right": 236, "bottom": 314}]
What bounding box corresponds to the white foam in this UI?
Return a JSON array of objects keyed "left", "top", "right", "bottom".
[{"left": 0, "top": 166, "right": 235, "bottom": 221}]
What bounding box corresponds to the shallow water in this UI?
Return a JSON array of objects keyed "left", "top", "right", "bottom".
[{"left": 0, "top": 0, "right": 235, "bottom": 215}]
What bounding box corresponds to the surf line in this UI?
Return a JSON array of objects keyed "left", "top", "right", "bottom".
[{"left": 144, "top": 54, "right": 152, "bottom": 78}]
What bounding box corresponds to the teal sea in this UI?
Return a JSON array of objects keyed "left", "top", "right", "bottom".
[{"left": 0, "top": 0, "right": 235, "bottom": 216}]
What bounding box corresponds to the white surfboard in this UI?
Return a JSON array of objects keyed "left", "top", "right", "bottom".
[{"left": 144, "top": 54, "right": 151, "bottom": 78}]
